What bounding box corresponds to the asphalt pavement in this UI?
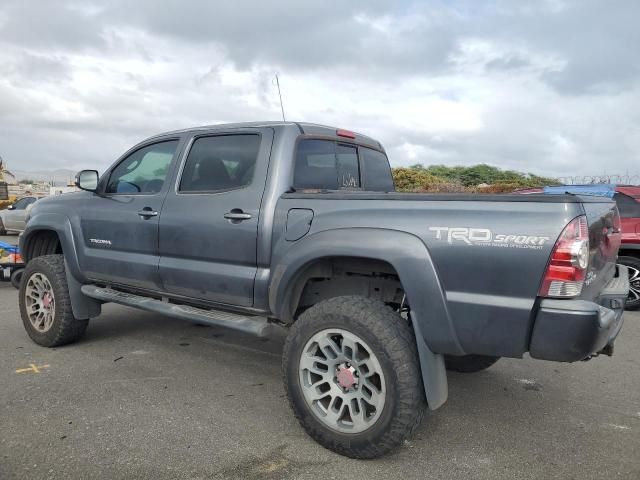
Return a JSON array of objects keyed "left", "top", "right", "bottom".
[{"left": 1, "top": 233, "right": 639, "bottom": 479}]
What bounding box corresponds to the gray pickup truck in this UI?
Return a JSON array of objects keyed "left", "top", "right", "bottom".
[{"left": 19, "top": 121, "right": 629, "bottom": 458}]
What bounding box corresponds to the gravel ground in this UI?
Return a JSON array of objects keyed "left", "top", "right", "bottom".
[{"left": 0, "top": 236, "right": 638, "bottom": 479}]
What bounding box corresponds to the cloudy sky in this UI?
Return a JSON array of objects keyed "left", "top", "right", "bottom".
[{"left": 1, "top": 0, "right": 639, "bottom": 177}]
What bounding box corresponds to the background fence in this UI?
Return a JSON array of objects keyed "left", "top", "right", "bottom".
[{"left": 556, "top": 174, "right": 640, "bottom": 185}]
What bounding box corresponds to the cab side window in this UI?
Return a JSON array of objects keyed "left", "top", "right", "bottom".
[{"left": 106, "top": 140, "right": 179, "bottom": 194}]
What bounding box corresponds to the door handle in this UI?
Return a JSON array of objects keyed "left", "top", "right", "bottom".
[
  {"left": 224, "top": 210, "right": 252, "bottom": 221},
  {"left": 137, "top": 209, "right": 158, "bottom": 218}
]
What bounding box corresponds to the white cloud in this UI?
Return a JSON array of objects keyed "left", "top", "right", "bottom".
[{"left": 0, "top": 0, "right": 638, "bottom": 179}]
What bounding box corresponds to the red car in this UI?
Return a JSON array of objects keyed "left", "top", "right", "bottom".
[
  {"left": 615, "top": 186, "right": 640, "bottom": 309},
  {"left": 516, "top": 185, "right": 640, "bottom": 310}
]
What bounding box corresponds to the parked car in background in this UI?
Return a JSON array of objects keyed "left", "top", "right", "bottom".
[
  {"left": 614, "top": 186, "right": 640, "bottom": 309},
  {"left": 516, "top": 185, "right": 640, "bottom": 310},
  {"left": 0, "top": 196, "right": 38, "bottom": 235}
]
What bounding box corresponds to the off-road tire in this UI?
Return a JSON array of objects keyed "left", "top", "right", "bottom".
[
  {"left": 282, "top": 296, "right": 426, "bottom": 459},
  {"left": 618, "top": 256, "right": 640, "bottom": 311},
  {"left": 19, "top": 255, "right": 89, "bottom": 347},
  {"left": 444, "top": 354, "right": 500, "bottom": 373}
]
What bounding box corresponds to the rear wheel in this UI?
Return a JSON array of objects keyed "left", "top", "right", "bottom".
[
  {"left": 19, "top": 255, "right": 89, "bottom": 347},
  {"left": 444, "top": 354, "right": 500, "bottom": 373},
  {"left": 282, "top": 296, "right": 425, "bottom": 459},
  {"left": 618, "top": 256, "right": 640, "bottom": 310}
]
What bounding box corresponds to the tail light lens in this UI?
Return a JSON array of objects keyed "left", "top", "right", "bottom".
[{"left": 539, "top": 215, "right": 589, "bottom": 298}]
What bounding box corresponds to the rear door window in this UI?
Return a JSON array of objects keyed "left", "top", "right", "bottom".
[{"left": 179, "top": 134, "right": 261, "bottom": 193}]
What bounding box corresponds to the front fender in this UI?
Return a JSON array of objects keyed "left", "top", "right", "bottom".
[
  {"left": 21, "top": 213, "right": 81, "bottom": 276},
  {"left": 269, "top": 227, "right": 463, "bottom": 410},
  {"left": 21, "top": 213, "right": 100, "bottom": 320}
]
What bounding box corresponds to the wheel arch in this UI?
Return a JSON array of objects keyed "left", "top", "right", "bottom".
[
  {"left": 277, "top": 255, "right": 402, "bottom": 323},
  {"left": 269, "top": 227, "right": 460, "bottom": 410},
  {"left": 20, "top": 213, "right": 101, "bottom": 320}
]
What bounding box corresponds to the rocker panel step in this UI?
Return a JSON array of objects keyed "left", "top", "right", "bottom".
[{"left": 80, "top": 285, "right": 270, "bottom": 336}]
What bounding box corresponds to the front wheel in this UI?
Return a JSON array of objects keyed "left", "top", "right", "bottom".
[
  {"left": 18, "top": 255, "right": 89, "bottom": 347},
  {"left": 618, "top": 256, "right": 640, "bottom": 310},
  {"left": 282, "top": 296, "right": 425, "bottom": 459}
]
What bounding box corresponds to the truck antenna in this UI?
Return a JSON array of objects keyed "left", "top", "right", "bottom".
[{"left": 274, "top": 73, "right": 286, "bottom": 122}]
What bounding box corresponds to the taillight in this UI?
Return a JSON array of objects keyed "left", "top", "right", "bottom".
[{"left": 539, "top": 215, "right": 589, "bottom": 298}]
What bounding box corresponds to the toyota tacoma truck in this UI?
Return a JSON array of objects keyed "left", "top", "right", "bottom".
[{"left": 18, "top": 122, "right": 629, "bottom": 458}]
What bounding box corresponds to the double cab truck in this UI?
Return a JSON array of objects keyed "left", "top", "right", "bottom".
[{"left": 19, "top": 122, "right": 629, "bottom": 458}]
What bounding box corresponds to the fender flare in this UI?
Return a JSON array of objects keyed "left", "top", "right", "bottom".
[
  {"left": 269, "top": 227, "right": 464, "bottom": 409},
  {"left": 20, "top": 213, "right": 101, "bottom": 320}
]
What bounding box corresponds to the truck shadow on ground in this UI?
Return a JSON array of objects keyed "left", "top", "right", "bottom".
[{"left": 83, "top": 304, "right": 557, "bottom": 444}]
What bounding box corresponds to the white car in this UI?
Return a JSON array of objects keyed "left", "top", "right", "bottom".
[{"left": 0, "top": 196, "right": 38, "bottom": 234}]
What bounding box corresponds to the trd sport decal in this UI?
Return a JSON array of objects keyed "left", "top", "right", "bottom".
[{"left": 428, "top": 227, "right": 550, "bottom": 249}]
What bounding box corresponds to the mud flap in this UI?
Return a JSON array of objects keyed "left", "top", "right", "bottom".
[
  {"left": 411, "top": 317, "right": 448, "bottom": 410},
  {"left": 65, "top": 258, "right": 101, "bottom": 320}
]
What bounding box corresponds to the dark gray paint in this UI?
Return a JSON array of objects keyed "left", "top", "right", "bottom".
[
  {"left": 157, "top": 128, "right": 274, "bottom": 306},
  {"left": 20, "top": 121, "right": 627, "bottom": 410},
  {"left": 284, "top": 209, "right": 313, "bottom": 241}
]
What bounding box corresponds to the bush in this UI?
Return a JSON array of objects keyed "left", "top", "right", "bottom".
[
  {"left": 392, "top": 164, "right": 558, "bottom": 193},
  {"left": 392, "top": 168, "right": 442, "bottom": 192}
]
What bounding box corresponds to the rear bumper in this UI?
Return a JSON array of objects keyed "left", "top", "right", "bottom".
[{"left": 529, "top": 265, "right": 629, "bottom": 362}]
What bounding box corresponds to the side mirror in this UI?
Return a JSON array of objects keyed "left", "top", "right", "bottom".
[
  {"left": 75, "top": 170, "right": 99, "bottom": 192},
  {"left": 7, "top": 205, "right": 15, "bottom": 210}
]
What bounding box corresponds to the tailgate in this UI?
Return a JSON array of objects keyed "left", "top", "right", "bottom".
[{"left": 580, "top": 199, "right": 622, "bottom": 301}]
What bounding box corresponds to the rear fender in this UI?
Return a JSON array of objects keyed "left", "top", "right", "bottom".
[{"left": 270, "top": 228, "right": 462, "bottom": 409}]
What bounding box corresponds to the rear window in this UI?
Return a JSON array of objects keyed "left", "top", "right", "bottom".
[
  {"left": 293, "top": 139, "right": 393, "bottom": 192},
  {"left": 361, "top": 147, "right": 394, "bottom": 191},
  {"left": 614, "top": 193, "right": 640, "bottom": 218},
  {"left": 294, "top": 140, "right": 358, "bottom": 190}
]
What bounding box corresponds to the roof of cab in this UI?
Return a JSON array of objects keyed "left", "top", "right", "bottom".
[{"left": 147, "top": 121, "right": 382, "bottom": 149}]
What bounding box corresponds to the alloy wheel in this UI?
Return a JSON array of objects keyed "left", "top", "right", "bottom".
[
  {"left": 628, "top": 265, "right": 640, "bottom": 306},
  {"left": 299, "top": 328, "right": 386, "bottom": 434},
  {"left": 24, "top": 272, "right": 56, "bottom": 333}
]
